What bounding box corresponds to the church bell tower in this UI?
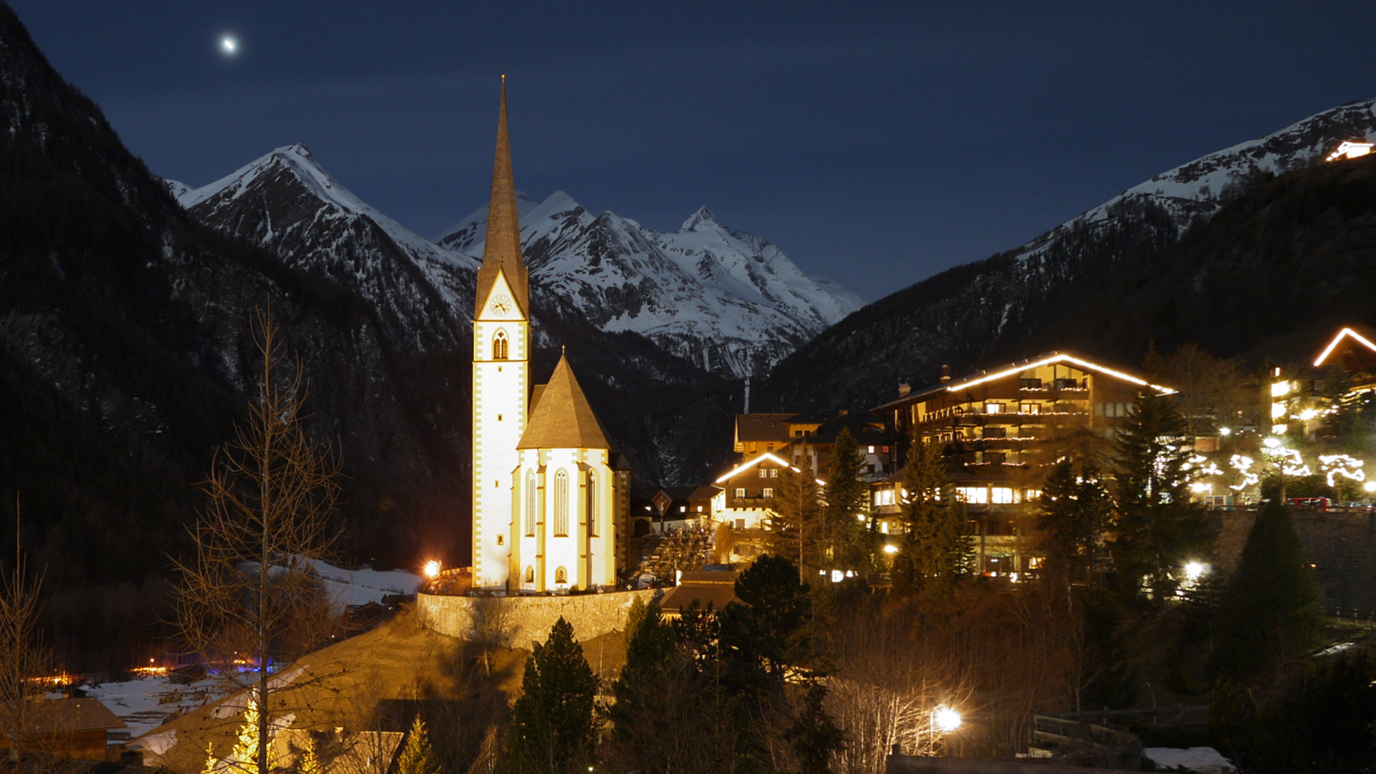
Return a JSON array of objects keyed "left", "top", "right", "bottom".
[{"left": 471, "top": 78, "right": 531, "bottom": 588}]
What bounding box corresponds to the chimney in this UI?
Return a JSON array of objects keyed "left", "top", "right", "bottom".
[
  {"left": 941, "top": 364, "right": 952, "bottom": 382},
  {"left": 898, "top": 382, "right": 912, "bottom": 398}
]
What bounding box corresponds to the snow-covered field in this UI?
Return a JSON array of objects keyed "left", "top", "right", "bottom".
[{"left": 82, "top": 560, "right": 421, "bottom": 743}]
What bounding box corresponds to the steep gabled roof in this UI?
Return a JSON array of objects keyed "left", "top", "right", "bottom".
[
  {"left": 1314, "top": 326, "right": 1376, "bottom": 367},
  {"left": 474, "top": 77, "right": 530, "bottom": 318},
  {"left": 518, "top": 355, "right": 610, "bottom": 450}
]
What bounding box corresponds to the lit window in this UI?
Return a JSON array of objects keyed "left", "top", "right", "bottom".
[
  {"left": 763, "top": 488, "right": 774, "bottom": 499},
  {"left": 770, "top": 469, "right": 778, "bottom": 478},
  {"left": 986, "top": 402, "right": 1003, "bottom": 414},
  {"left": 867, "top": 445, "right": 876, "bottom": 454},
  {"left": 735, "top": 488, "right": 746, "bottom": 498},
  {"left": 992, "top": 487, "right": 1015, "bottom": 504},
  {"left": 759, "top": 469, "right": 768, "bottom": 478},
  {"left": 554, "top": 470, "right": 569, "bottom": 536},
  {"left": 679, "top": 505, "right": 686, "bottom": 513}
]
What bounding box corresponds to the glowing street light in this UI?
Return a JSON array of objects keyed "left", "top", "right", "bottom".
[
  {"left": 1184, "top": 562, "right": 1208, "bottom": 583},
  {"left": 932, "top": 705, "right": 962, "bottom": 733},
  {"left": 883, "top": 544, "right": 899, "bottom": 555},
  {"left": 423, "top": 560, "right": 442, "bottom": 579}
]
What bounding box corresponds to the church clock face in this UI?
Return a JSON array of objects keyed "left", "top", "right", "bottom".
[{"left": 491, "top": 293, "right": 512, "bottom": 317}]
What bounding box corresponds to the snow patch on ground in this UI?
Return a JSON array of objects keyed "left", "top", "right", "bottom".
[{"left": 1142, "top": 746, "right": 1236, "bottom": 773}]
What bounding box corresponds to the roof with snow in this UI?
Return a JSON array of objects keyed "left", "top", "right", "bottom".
[{"left": 518, "top": 354, "right": 610, "bottom": 450}]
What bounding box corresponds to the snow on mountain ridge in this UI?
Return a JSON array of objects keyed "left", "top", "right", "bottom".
[
  {"left": 1013, "top": 97, "right": 1376, "bottom": 262},
  {"left": 443, "top": 191, "right": 862, "bottom": 376}
]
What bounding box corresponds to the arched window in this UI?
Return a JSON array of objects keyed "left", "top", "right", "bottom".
[
  {"left": 525, "top": 566, "right": 534, "bottom": 584},
  {"left": 587, "top": 470, "right": 598, "bottom": 537},
  {"left": 554, "top": 470, "right": 569, "bottom": 536},
  {"left": 555, "top": 566, "right": 568, "bottom": 584},
  {"left": 492, "top": 329, "right": 509, "bottom": 360},
  {"left": 525, "top": 470, "right": 537, "bottom": 536}
]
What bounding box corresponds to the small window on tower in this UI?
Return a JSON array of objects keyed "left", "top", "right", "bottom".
[
  {"left": 497, "top": 534, "right": 504, "bottom": 546},
  {"left": 493, "top": 329, "right": 509, "bottom": 360}
]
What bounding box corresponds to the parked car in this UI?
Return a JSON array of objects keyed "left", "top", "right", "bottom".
[{"left": 1287, "top": 496, "right": 1331, "bottom": 511}]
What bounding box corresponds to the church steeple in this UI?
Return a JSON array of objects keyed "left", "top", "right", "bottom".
[{"left": 475, "top": 76, "right": 530, "bottom": 318}]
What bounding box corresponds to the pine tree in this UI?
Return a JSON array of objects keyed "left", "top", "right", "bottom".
[
  {"left": 506, "top": 617, "right": 598, "bottom": 774},
  {"left": 1037, "top": 459, "right": 1111, "bottom": 591},
  {"left": 396, "top": 717, "right": 439, "bottom": 774},
  {"left": 214, "top": 698, "right": 282, "bottom": 774},
  {"left": 1110, "top": 393, "right": 1210, "bottom": 599},
  {"left": 1212, "top": 500, "right": 1323, "bottom": 679},
  {"left": 893, "top": 433, "right": 971, "bottom": 594},
  {"left": 823, "top": 427, "right": 875, "bottom": 573}
]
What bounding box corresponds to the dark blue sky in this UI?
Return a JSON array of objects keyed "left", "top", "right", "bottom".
[{"left": 11, "top": 2, "right": 1376, "bottom": 302}]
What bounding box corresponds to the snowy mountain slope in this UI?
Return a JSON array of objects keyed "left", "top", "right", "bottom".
[
  {"left": 1013, "top": 97, "right": 1376, "bottom": 262},
  {"left": 767, "top": 96, "right": 1376, "bottom": 410},
  {"left": 170, "top": 145, "right": 480, "bottom": 353},
  {"left": 439, "top": 193, "right": 862, "bottom": 376}
]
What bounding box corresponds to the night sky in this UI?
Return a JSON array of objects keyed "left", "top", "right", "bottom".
[{"left": 11, "top": 2, "right": 1376, "bottom": 303}]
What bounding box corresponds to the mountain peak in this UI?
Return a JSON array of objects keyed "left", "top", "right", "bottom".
[{"left": 680, "top": 206, "right": 720, "bottom": 233}]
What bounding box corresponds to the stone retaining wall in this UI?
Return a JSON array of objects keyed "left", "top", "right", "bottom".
[
  {"left": 1212, "top": 508, "right": 1376, "bottom": 609},
  {"left": 417, "top": 588, "right": 661, "bottom": 645}
]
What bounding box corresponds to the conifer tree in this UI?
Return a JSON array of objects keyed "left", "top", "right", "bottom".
[
  {"left": 396, "top": 717, "right": 439, "bottom": 774},
  {"left": 823, "top": 427, "right": 875, "bottom": 572},
  {"left": 506, "top": 617, "right": 598, "bottom": 774},
  {"left": 893, "top": 433, "right": 972, "bottom": 594},
  {"left": 1037, "top": 459, "right": 1111, "bottom": 591},
  {"left": 1110, "top": 393, "right": 1210, "bottom": 599},
  {"left": 1212, "top": 499, "right": 1323, "bottom": 679}
]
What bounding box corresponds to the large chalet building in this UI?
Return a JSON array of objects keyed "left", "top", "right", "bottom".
[{"left": 872, "top": 352, "right": 1175, "bottom": 577}]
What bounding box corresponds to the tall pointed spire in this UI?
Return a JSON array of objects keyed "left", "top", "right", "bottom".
[{"left": 475, "top": 75, "right": 530, "bottom": 317}]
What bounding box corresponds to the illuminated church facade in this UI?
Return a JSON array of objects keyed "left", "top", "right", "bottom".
[{"left": 470, "top": 81, "right": 628, "bottom": 592}]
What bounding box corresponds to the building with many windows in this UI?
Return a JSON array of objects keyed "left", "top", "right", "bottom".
[{"left": 872, "top": 352, "right": 1174, "bottom": 576}]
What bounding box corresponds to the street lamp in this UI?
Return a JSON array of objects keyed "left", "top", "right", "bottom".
[{"left": 423, "top": 560, "right": 441, "bottom": 579}]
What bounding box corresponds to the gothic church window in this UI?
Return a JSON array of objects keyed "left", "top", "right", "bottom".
[
  {"left": 493, "top": 329, "right": 509, "bottom": 360},
  {"left": 554, "top": 470, "right": 570, "bottom": 536},
  {"left": 525, "top": 470, "right": 537, "bottom": 536},
  {"left": 525, "top": 566, "right": 534, "bottom": 584},
  {"left": 555, "top": 566, "right": 568, "bottom": 584},
  {"left": 587, "top": 471, "right": 598, "bottom": 537}
]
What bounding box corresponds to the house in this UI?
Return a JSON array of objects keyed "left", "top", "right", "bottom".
[
  {"left": 733, "top": 411, "right": 895, "bottom": 480},
  {"left": 1326, "top": 140, "right": 1374, "bottom": 162},
  {"left": 629, "top": 486, "right": 722, "bottom": 537},
  {"left": 873, "top": 352, "right": 1175, "bottom": 577},
  {"left": 1267, "top": 326, "right": 1376, "bottom": 438},
  {"left": 660, "top": 570, "right": 740, "bottom": 619},
  {"left": 0, "top": 698, "right": 126, "bottom": 761},
  {"left": 713, "top": 452, "right": 795, "bottom": 530}
]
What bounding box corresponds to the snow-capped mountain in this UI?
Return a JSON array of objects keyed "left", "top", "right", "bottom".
[
  {"left": 768, "top": 97, "right": 1376, "bottom": 410},
  {"left": 1013, "top": 98, "right": 1376, "bottom": 263},
  {"left": 439, "top": 192, "right": 862, "bottom": 376},
  {"left": 170, "top": 144, "right": 480, "bottom": 353}
]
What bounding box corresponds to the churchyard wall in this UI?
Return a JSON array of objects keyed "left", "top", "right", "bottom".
[{"left": 417, "top": 588, "right": 662, "bottom": 645}]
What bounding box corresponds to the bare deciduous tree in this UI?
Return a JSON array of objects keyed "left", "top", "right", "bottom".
[
  {"left": 1, "top": 498, "right": 49, "bottom": 768},
  {"left": 173, "top": 308, "right": 342, "bottom": 774}
]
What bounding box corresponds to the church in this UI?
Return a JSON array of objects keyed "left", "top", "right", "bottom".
[{"left": 470, "top": 80, "right": 630, "bottom": 592}]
